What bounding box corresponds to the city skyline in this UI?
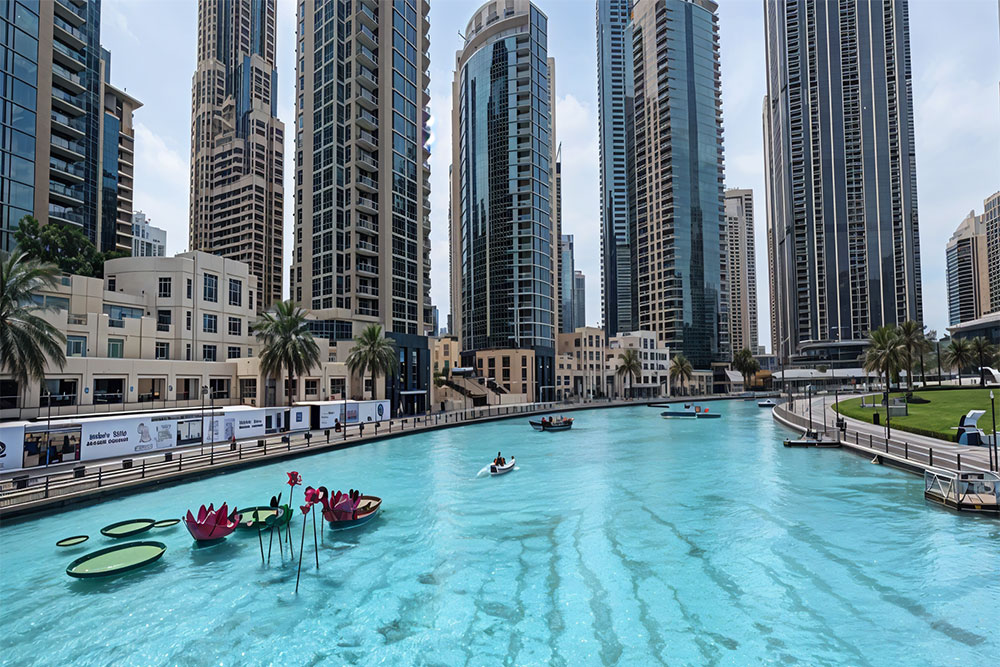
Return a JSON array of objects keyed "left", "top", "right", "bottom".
[{"left": 95, "top": 0, "right": 999, "bottom": 347}]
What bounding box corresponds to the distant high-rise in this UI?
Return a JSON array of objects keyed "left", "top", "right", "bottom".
[
  {"left": 596, "top": 0, "right": 637, "bottom": 337},
  {"left": 573, "top": 270, "right": 586, "bottom": 329},
  {"left": 946, "top": 210, "right": 989, "bottom": 326},
  {"left": 293, "top": 0, "right": 433, "bottom": 414},
  {"left": 764, "top": 0, "right": 923, "bottom": 364},
  {"left": 985, "top": 191, "right": 1000, "bottom": 313},
  {"left": 450, "top": 0, "right": 558, "bottom": 400},
  {"left": 1, "top": 1, "right": 139, "bottom": 254},
  {"left": 131, "top": 211, "right": 166, "bottom": 257},
  {"left": 725, "top": 189, "right": 758, "bottom": 354},
  {"left": 559, "top": 235, "right": 575, "bottom": 333},
  {"left": 189, "top": 0, "right": 284, "bottom": 310},
  {"left": 630, "top": 0, "right": 727, "bottom": 369}
]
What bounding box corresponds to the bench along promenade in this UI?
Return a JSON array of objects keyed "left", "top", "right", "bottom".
[{"left": 774, "top": 393, "right": 995, "bottom": 476}]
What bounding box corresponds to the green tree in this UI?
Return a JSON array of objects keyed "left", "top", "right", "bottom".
[
  {"left": 943, "top": 337, "right": 973, "bottom": 387},
  {"left": 732, "top": 348, "right": 761, "bottom": 389},
  {"left": 616, "top": 348, "right": 641, "bottom": 399},
  {"left": 897, "top": 320, "right": 929, "bottom": 390},
  {"left": 969, "top": 337, "right": 997, "bottom": 387},
  {"left": 253, "top": 300, "right": 321, "bottom": 407},
  {"left": 863, "top": 325, "right": 904, "bottom": 390},
  {"left": 14, "top": 216, "right": 104, "bottom": 277},
  {"left": 0, "top": 251, "right": 67, "bottom": 408},
  {"left": 670, "top": 353, "right": 694, "bottom": 396},
  {"left": 345, "top": 324, "right": 398, "bottom": 400}
]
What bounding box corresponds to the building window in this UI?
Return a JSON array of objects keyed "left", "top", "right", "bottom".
[
  {"left": 249, "top": 290, "right": 254, "bottom": 311},
  {"left": 227, "top": 346, "right": 241, "bottom": 359},
  {"left": 304, "top": 379, "right": 319, "bottom": 396},
  {"left": 204, "top": 274, "right": 218, "bottom": 302},
  {"left": 247, "top": 347, "right": 254, "bottom": 358},
  {"left": 66, "top": 335, "right": 86, "bottom": 357},
  {"left": 203, "top": 313, "right": 217, "bottom": 333},
  {"left": 330, "top": 377, "right": 345, "bottom": 398},
  {"left": 94, "top": 378, "right": 124, "bottom": 404},
  {"left": 157, "top": 309, "right": 171, "bottom": 331},
  {"left": 107, "top": 276, "right": 116, "bottom": 292},
  {"left": 186, "top": 278, "right": 193, "bottom": 299},
  {"left": 158, "top": 277, "right": 171, "bottom": 298},
  {"left": 186, "top": 343, "right": 192, "bottom": 361},
  {"left": 229, "top": 278, "right": 242, "bottom": 306},
  {"left": 186, "top": 311, "right": 192, "bottom": 330},
  {"left": 155, "top": 342, "right": 170, "bottom": 360},
  {"left": 209, "top": 378, "right": 230, "bottom": 399},
  {"left": 41, "top": 379, "right": 78, "bottom": 407},
  {"left": 107, "top": 338, "right": 124, "bottom": 358},
  {"left": 228, "top": 317, "right": 242, "bottom": 337},
  {"left": 239, "top": 378, "right": 257, "bottom": 400},
  {"left": 203, "top": 345, "right": 217, "bottom": 362}
]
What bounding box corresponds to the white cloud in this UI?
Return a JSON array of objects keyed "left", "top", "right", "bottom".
[{"left": 132, "top": 123, "right": 190, "bottom": 254}]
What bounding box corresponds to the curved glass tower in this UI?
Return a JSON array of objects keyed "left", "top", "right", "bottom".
[{"left": 450, "top": 0, "right": 558, "bottom": 400}]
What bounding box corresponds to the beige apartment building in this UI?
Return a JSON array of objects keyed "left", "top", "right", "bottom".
[
  {"left": 946, "top": 208, "right": 991, "bottom": 325},
  {"left": 0, "top": 252, "right": 378, "bottom": 421},
  {"left": 554, "top": 328, "right": 674, "bottom": 400},
  {"left": 189, "top": 0, "right": 284, "bottom": 310},
  {"left": 725, "top": 188, "right": 758, "bottom": 354}
]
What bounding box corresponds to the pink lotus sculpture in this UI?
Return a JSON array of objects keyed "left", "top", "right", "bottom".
[
  {"left": 321, "top": 489, "right": 362, "bottom": 522},
  {"left": 183, "top": 503, "right": 242, "bottom": 542}
]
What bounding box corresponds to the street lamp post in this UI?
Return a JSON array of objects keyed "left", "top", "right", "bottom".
[
  {"left": 200, "top": 385, "right": 208, "bottom": 455},
  {"left": 990, "top": 390, "right": 997, "bottom": 472},
  {"left": 884, "top": 385, "right": 891, "bottom": 442}
]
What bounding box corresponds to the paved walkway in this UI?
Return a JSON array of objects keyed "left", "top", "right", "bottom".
[{"left": 776, "top": 393, "right": 996, "bottom": 475}]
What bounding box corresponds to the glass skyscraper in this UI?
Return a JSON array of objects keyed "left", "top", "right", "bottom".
[
  {"left": 450, "top": 0, "right": 558, "bottom": 400},
  {"left": 630, "top": 0, "right": 727, "bottom": 370},
  {"left": 596, "top": 0, "right": 637, "bottom": 338},
  {"left": 764, "top": 0, "right": 923, "bottom": 364}
]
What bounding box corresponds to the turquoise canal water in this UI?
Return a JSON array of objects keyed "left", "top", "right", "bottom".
[{"left": 1, "top": 404, "right": 998, "bottom": 665}]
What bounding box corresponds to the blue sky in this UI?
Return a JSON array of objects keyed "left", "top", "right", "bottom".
[{"left": 101, "top": 0, "right": 999, "bottom": 348}]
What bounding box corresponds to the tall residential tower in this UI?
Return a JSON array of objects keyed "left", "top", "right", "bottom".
[
  {"left": 596, "top": 0, "right": 637, "bottom": 337},
  {"left": 725, "top": 188, "right": 758, "bottom": 354},
  {"left": 630, "top": 0, "right": 727, "bottom": 370},
  {"left": 292, "top": 0, "right": 433, "bottom": 414},
  {"left": 189, "top": 0, "right": 284, "bottom": 310},
  {"left": 450, "top": 0, "right": 558, "bottom": 400},
  {"left": 764, "top": 0, "right": 923, "bottom": 364}
]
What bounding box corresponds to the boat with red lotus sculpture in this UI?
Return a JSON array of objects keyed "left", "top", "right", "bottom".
[
  {"left": 319, "top": 489, "right": 382, "bottom": 530},
  {"left": 183, "top": 503, "right": 242, "bottom": 543}
]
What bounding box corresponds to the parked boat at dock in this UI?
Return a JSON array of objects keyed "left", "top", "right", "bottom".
[
  {"left": 924, "top": 469, "right": 999, "bottom": 515},
  {"left": 659, "top": 404, "right": 720, "bottom": 419}
]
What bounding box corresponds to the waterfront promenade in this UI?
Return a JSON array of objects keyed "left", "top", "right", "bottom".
[{"left": 775, "top": 393, "right": 994, "bottom": 475}]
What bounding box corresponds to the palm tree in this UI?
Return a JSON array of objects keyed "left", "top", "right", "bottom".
[
  {"left": 863, "top": 325, "right": 903, "bottom": 391},
  {"left": 969, "top": 337, "right": 997, "bottom": 387},
  {"left": 732, "top": 348, "right": 760, "bottom": 390},
  {"left": 669, "top": 353, "right": 694, "bottom": 396},
  {"left": 616, "top": 348, "right": 641, "bottom": 399},
  {"left": 943, "top": 338, "right": 973, "bottom": 387},
  {"left": 0, "top": 251, "right": 67, "bottom": 410},
  {"left": 253, "top": 300, "right": 321, "bottom": 407},
  {"left": 345, "top": 324, "right": 398, "bottom": 400},
  {"left": 897, "top": 320, "right": 926, "bottom": 390}
]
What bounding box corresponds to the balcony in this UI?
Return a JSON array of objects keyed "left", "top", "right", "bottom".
[
  {"left": 356, "top": 151, "right": 378, "bottom": 171},
  {"left": 356, "top": 239, "right": 379, "bottom": 255},
  {"left": 54, "top": 0, "right": 86, "bottom": 26},
  {"left": 355, "top": 173, "right": 378, "bottom": 193},
  {"left": 49, "top": 181, "right": 84, "bottom": 206},
  {"left": 355, "top": 196, "right": 378, "bottom": 214},
  {"left": 356, "top": 108, "right": 378, "bottom": 131},
  {"left": 357, "top": 66, "right": 378, "bottom": 90},
  {"left": 356, "top": 284, "right": 379, "bottom": 297},
  {"left": 50, "top": 134, "right": 86, "bottom": 160},
  {"left": 54, "top": 16, "right": 86, "bottom": 49},
  {"left": 48, "top": 204, "right": 85, "bottom": 226},
  {"left": 355, "top": 86, "right": 378, "bottom": 110},
  {"left": 51, "top": 110, "right": 86, "bottom": 137},
  {"left": 357, "top": 24, "right": 378, "bottom": 50},
  {"left": 356, "top": 129, "right": 378, "bottom": 151},
  {"left": 355, "top": 217, "right": 378, "bottom": 233},
  {"left": 356, "top": 263, "right": 379, "bottom": 276},
  {"left": 51, "top": 87, "right": 86, "bottom": 116},
  {"left": 357, "top": 1, "right": 378, "bottom": 29},
  {"left": 52, "top": 40, "right": 86, "bottom": 72},
  {"left": 50, "top": 157, "right": 85, "bottom": 182},
  {"left": 355, "top": 43, "right": 378, "bottom": 70},
  {"left": 52, "top": 62, "right": 85, "bottom": 94}
]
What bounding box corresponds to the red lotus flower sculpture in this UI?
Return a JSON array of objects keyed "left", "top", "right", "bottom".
[
  {"left": 183, "top": 503, "right": 242, "bottom": 542},
  {"left": 287, "top": 471, "right": 302, "bottom": 487},
  {"left": 321, "top": 489, "right": 363, "bottom": 522}
]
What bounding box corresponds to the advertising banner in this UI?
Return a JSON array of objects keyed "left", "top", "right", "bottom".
[
  {"left": 80, "top": 415, "right": 178, "bottom": 461},
  {"left": 0, "top": 423, "right": 25, "bottom": 471},
  {"left": 357, "top": 400, "right": 390, "bottom": 423},
  {"left": 203, "top": 409, "right": 266, "bottom": 443}
]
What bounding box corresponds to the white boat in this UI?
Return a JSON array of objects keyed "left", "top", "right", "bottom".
[
  {"left": 490, "top": 457, "right": 515, "bottom": 476},
  {"left": 660, "top": 404, "right": 720, "bottom": 419},
  {"left": 758, "top": 398, "right": 777, "bottom": 408}
]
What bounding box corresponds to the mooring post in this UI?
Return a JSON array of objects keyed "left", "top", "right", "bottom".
[
  {"left": 904, "top": 442, "right": 908, "bottom": 459},
  {"left": 957, "top": 453, "right": 961, "bottom": 470},
  {"left": 929, "top": 448, "right": 934, "bottom": 467}
]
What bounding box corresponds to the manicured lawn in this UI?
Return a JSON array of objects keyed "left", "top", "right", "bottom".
[{"left": 834, "top": 387, "right": 997, "bottom": 441}]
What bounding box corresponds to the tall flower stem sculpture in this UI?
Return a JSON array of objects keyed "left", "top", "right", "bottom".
[
  {"left": 295, "top": 502, "right": 310, "bottom": 594},
  {"left": 286, "top": 471, "right": 301, "bottom": 553}
]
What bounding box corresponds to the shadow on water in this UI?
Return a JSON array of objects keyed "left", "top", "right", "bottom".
[{"left": 189, "top": 538, "right": 241, "bottom": 565}]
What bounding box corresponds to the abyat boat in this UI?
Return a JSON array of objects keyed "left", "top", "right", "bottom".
[
  {"left": 758, "top": 398, "right": 778, "bottom": 408},
  {"left": 66, "top": 541, "right": 166, "bottom": 579},
  {"left": 660, "top": 404, "right": 721, "bottom": 419},
  {"left": 237, "top": 504, "right": 292, "bottom": 530},
  {"left": 100, "top": 518, "right": 156, "bottom": 539},
  {"left": 320, "top": 489, "right": 382, "bottom": 530},
  {"left": 529, "top": 417, "right": 574, "bottom": 431},
  {"left": 925, "top": 469, "right": 1000, "bottom": 515},
  {"left": 490, "top": 457, "right": 516, "bottom": 476},
  {"left": 183, "top": 503, "right": 242, "bottom": 542}
]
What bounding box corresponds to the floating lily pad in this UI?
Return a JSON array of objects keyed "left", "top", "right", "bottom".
[
  {"left": 100, "top": 519, "right": 156, "bottom": 538},
  {"left": 56, "top": 535, "right": 89, "bottom": 548},
  {"left": 66, "top": 541, "right": 166, "bottom": 579},
  {"left": 152, "top": 519, "right": 180, "bottom": 528},
  {"left": 236, "top": 506, "right": 289, "bottom": 529}
]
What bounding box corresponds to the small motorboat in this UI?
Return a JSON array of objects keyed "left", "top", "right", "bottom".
[
  {"left": 758, "top": 398, "right": 777, "bottom": 408},
  {"left": 660, "top": 404, "right": 720, "bottom": 419},
  {"left": 490, "top": 457, "right": 516, "bottom": 476},
  {"left": 529, "top": 417, "right": 574, "bottom": 431},
  {"left": 321, "top": 493, "right": 382, "bottom": 530}
]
